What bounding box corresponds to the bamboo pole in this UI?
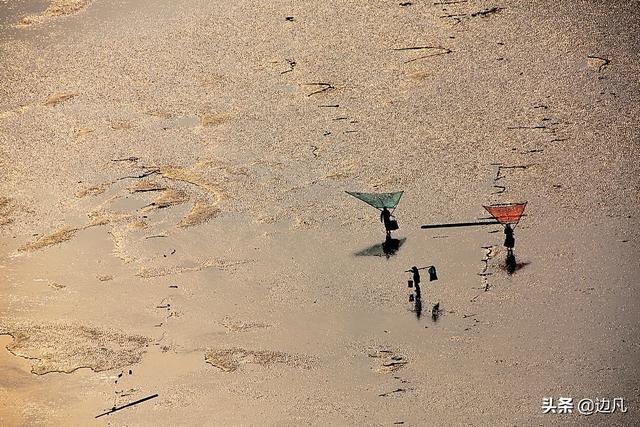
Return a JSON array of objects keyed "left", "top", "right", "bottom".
[{"left": 420, "top": 220, "right": 500, "bottom": 229}]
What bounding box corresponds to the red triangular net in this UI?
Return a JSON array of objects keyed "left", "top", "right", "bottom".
[{"left": 483, "top": 203, "right": 527, "bottom": 225}]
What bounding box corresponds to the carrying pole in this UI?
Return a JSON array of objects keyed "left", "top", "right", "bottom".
[{"left": 421, "top": 220, "right": 500, "bottom": 229}]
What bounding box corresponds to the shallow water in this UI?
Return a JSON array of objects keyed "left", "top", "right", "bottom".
[{"left": 0, "top": 0, "right": 638, "bottom": 425}]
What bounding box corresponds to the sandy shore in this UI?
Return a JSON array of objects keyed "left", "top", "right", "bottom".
[{"left": 1, "top": 0, "right": 638, "bottom": 425}]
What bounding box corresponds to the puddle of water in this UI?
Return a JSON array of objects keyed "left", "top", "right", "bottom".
[
  {"left": 109, "top": 194, "right": 153, "bottom": 212},
  {"left": 0, "top": 334, "right": 37, "bottom": 425},
  {"left": 283, "top": 83, "right": 298, "bottom": 94},
  {"left": 0, "top": 0, "right": 48, "bottom": 31},
  {"left": 0, "top": 335, "right": 32, "bottom": 380}
]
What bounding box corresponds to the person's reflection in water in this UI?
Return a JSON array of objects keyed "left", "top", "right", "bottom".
[
  {"left": 382, "top": 235, "right": 400, "bottom": 259},
  {"left": 355, "top": 237, "right": 406, "bottom": 258},
  {"left": 504, "top": 224, "right": 518, "bottom": 274},
  {"left": 413, "top": 282, "right": 422, "bottom": 319},
  {"left": 506, "top": 249, "right": 517, "bottom": 275},
  {"left": 431, "top": 302, "right": 440, "bottom": 321}
]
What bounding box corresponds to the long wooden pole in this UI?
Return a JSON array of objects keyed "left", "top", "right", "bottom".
[
  {"left": 421, "top": 220, "right": 500, "bottom": 229},
  {"left": 95, "top": 394, "right": 159, "bottom": 418}
]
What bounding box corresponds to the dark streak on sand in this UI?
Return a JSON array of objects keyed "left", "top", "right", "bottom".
[{"left": 95, "top": 394, "right": 159, "bottom": 418}]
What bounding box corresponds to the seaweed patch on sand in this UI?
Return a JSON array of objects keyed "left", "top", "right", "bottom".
[
  {"left": 199, "top": 112, "right": 232, "bottom": 127},
  {"left": 1, "top": 323, "right": 149, "bottom": 375},
  {"left": 204, "top": 347, "right": 312, "bottom": 372},
  {"left": 75, "top": 184, "right": 107, "bottom": 198},
  {"left": 177, "top": 201, "right": 219, "bottom": 228},
  {"left": 19, "top": 226, "right": 80, "bottom": 252},
  {"left": 128, "top": 180, "right": 166, "bottom": 194},
  {"left": 220, "top": 317, "right": 271, "bottom": 333},
  {"left": 44, "top": 92, "right": 77, "bottom": 107},
  {"left": 146, "top": 188, "right": 189, "bottom": 209},
  {"left": 19, "top": 211, "right": 130, "bottom": 252},
  {"left": 159, "top": 165, "right": 226, "bottom": 203},
  {"left": 136, "top": 258, "right": 252, "bottom": 279}
]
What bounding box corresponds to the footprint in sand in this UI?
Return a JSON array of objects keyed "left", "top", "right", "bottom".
[{"left": 368, "top": 347, "right": 408, "bottom": 374}]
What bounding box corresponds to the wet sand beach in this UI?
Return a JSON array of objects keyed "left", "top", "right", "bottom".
[{"left": 1, "top": 0, "right": 639, "bottom": 425}]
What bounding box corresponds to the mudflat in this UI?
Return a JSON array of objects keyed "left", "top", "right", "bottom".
[{"left": 1, "top": 1, "right": 638, "bottom": 425}]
